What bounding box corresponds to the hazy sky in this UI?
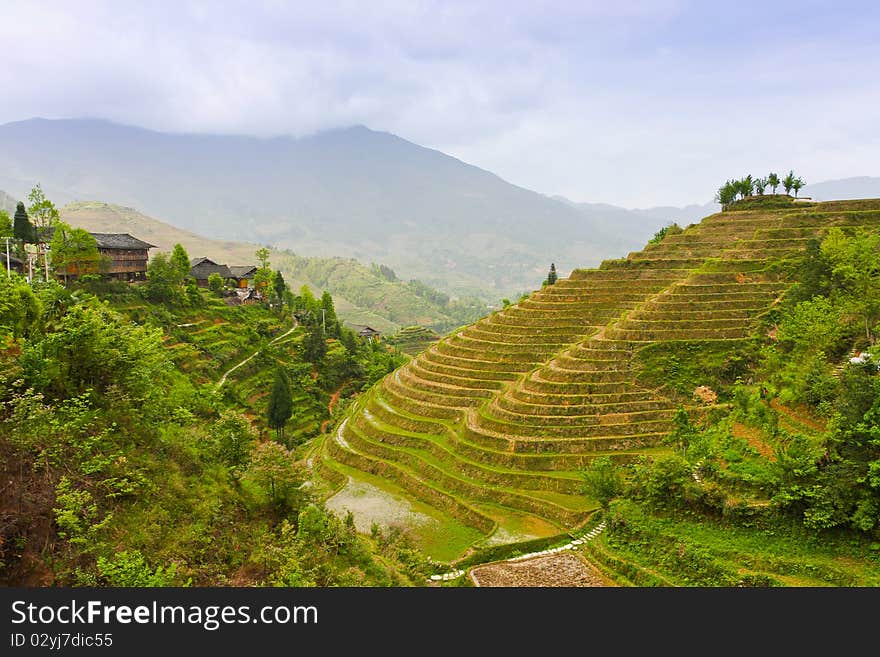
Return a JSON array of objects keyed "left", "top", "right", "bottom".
[{"left": 1, "top": 1, "right": 878, "bottom": 207}]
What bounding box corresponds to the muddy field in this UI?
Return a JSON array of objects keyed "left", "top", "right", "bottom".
[
  {"left": 325, "top": 476, "right": 440, "bottom": 534},
  {"left": 469, "top": 552, "right": 611, "bottom": 587}
]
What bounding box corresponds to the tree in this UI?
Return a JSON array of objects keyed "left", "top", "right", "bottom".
[
  {"left": 738, "top": 175, "right": 754, "bottom": 199},
  {"left": 302, "top": 325, "right": 327, "bottom": 364},
  {"left": 267, "top": 369, "right": 293, "bottom": 443},
  {"left": 581, "top": 456, "right": 623, "bottom": 510},
  {"left": 767, "top": 172, "right": 780, "bottom": 194},
  {"left": 783, "top": 170, "right": 796, "bottom": 196},
  {"left": 792, "top": 176, "right": 805, "bottom": 198},
  {"left": 213, "top": 410, "right": 255, "bottom": 469},
  {"left": 320, "top": 290, "right": 339, "bottom": 336},
  {"left": 245, "top": 440, "right": 306, "bottom": 512},
  {"left": 0, "top": 210, "right": 11, "bottom": 238},
  {"left": 170, "top": 243, "right": 191, "bottom": 281},
  {"left": 273, "top": 270, "right": 287, "bottom": 308},
  {"left": 144, "top": 253, "right": 180, "bottom": 303},
  {"left": 27, "top": 183, "right": 60, "bottom": 232},
  {"left": 49, "top": 222, "right": 105, "bottom": 282},
  {"left": 207, "top": 271, "right": 224, "bottom": 293},
  {"left": 821, "top": 228, "right": 880, "bottom": 343},
  {"left": 754, "top": 177, "right": 768, "bottom": 195},
  {"left": 255, "top": 247, "right": 271, "bottom": 270},
  {"left": 13, "top": 202, "right": 33, "bottom": 242},
  {"left": 715, "top": 180, "right": 737, "bottom": 208},
  {"left": 545, "top": 263, "right": 558, "bottom": 286}
]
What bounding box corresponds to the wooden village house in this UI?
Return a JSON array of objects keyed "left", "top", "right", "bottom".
[
  {"left": 92, "top": 233, "right": 156, "bottom": 280},
  {"left": 189, "top": 258, "right": 258, "bottom": 289}
]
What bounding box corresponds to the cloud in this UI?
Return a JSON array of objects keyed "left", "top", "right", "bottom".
[{"left": 0, "top": 0, "right": 877, "bottom": 206}]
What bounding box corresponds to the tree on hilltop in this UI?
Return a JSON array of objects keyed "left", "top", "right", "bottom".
[
  {"left": 783, "top": 171, "right": 796, "bottom": 196},
  {"left": 792, "top": 176, "right": 805, "bottom": 198},
  {"left": 545, "top": 263, "right": 558, "bottom": 286},
  {"left": 767, "top": 172, "right": 780, "bottom": 194},
  {"left": 754, "top": 177, "right": 768, "bottom": 195}
]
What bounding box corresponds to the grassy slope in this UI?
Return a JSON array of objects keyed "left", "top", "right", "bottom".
[{"left": 61, "top": 201, "right": 487, "bottom": 334}]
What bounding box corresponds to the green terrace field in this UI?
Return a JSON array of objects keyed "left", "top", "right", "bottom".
[
  {"left": 384, "top": 325, "right": 442, "bottom": 357},
  {"left": 318, "top": 198, "right": 880, "bottom": 563}
]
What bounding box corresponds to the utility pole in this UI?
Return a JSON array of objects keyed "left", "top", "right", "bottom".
[
  {"left": 321, "top": 308, "right": 326, "bottom": 334},
  {"left": 42, "top": 242, "right": 50, "bottom": 282},
  {"left": 3, "top": 237, "right": 10, "bottom": 279}
]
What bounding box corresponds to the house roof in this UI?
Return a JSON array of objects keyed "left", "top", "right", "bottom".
[
  {"left": 190, "top": 259, "right": 233, "bottom": 280},
  {"left": 229, "top": 265, "right": 257, "bottom": 278},
  {"left": 347, "top": 323, "right": 381, "bottom": 335},
  {"left": 40, "top": 227, "right": 155, "bottom": 250},
  {"left": 91, "top": 233, "right": 156, "bottom": 250}
]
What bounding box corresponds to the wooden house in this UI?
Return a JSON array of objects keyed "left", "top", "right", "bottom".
[
  {"left": 348, "top": 324, "right": 382, "bottom": 342},
  {"left": 92, "top": 233, "right": 156, "bottom": 280},
  {"left": 44, "top": 229, "right": 155, "bottom": 280},
  {"left": 189, "top": 257, "right": 234, "bottom": 287},
  {"left": 229, "top": 265, "right": 258, "bottom": 288}
]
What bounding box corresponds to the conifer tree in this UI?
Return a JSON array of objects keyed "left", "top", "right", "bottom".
[
  {"left": 545, "top": 263, "right": 558, "bottom": 286},
  {"left": 267, "top": 369, "right": 293, "bottom": 444},
  {"left": 13, "top": 202, "right": 33, "bottom": 242}
]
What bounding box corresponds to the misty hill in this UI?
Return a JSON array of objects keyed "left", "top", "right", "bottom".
[
  {"left": 0, "top": 118, "right": 663, "bottom": 299},
  {"left": 60, "top": 201, "right": 486, "bottom": 334},
  {"left": 803, "top": 176, "right": 880, "bottom": 201}
]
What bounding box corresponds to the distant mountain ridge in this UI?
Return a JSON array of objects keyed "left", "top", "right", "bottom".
[
  {"left": 1, "top": 118, "right": 876, "bottom": 298},
  {"left": 0, "top": 118, "right": 662, "bottom": 298}
]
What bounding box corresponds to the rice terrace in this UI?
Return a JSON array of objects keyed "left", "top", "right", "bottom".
[{"left": 311, "top": 195, "right": 880, "bottom": 586}]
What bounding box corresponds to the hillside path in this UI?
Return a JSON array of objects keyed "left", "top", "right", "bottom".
[{"left": 216, "top": 319, "right": 298, "bottom": 389}]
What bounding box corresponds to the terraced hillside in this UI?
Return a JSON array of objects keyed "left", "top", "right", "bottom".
[{"left": 319, "top": 199, "right": 880, "bottom": 554}]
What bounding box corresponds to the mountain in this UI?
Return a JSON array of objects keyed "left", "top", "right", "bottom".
[
  {"left": 0, "top": 190, "right": 16, "bottom": 214},
  {"left": 0, "top": 118, "right": 664, "bottom": 299},
  {"left": 802, "top": 176, "right": 880, "bottom": 201},
  {"left": 60, "top": 201, "right": 486, "bottom": 334}
]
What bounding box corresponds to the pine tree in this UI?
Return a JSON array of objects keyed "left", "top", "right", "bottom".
[
  {"left": 545, "top": 263, "right": 558, "bottom": 286},
  {"left": 13, "top": 202, "right": 33, "bottom": 242},
  {"left": 267, "top": 369, "right": 293, "bottom": 444}
]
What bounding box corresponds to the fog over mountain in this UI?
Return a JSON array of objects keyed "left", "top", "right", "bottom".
[{"left": 1, "top": 118, "right": 875, "bottom": 298}]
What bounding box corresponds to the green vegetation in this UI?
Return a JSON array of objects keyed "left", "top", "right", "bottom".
[
  {"left": 1, "top": 222, "right": 429, "bottom": 585},
  {"left": 715, "top": 170, "right": 805, "bottom": 210}
]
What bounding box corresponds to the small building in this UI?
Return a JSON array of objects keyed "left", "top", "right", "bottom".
[
  {"left": 1, "top": 252, "right": 24, "bottom": 275},
  {"left": 189, "top": 257, "right": 233, "bottom": 287},
  {"left": 348, "top": 323, "right": 382, "bottom": 342},
  {"left": 42, "top": 229, "right": 156, "bottom": 281},
  {"left": 92, "top": 233, "right": 156, "bottom": 280},
  {"left": 228, "top": 265, "right": 258, "bottom": 289}
]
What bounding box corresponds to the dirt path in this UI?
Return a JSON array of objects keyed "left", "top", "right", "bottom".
[
  {"left": 216, "top": 319, "right": 297, "bottom": 389},
  {"left": 320, "top": 383, "right": 347, "bottom": 433}
]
